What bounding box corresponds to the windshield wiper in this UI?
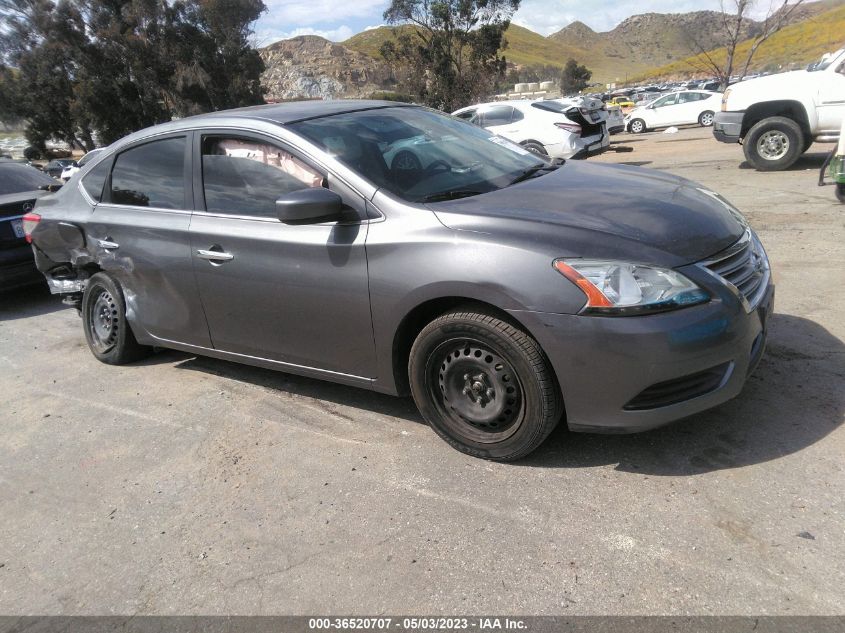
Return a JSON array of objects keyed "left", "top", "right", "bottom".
[
  {"left": 418, "top": 189, "right": 484, "bottom": 203},
  {"left": 508, "top": 163, "right": 559, "bottom": 186}
]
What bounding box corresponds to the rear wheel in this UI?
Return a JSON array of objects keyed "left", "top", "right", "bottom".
[
  {"left": 409, "top": 308, "right": 562, "bottom": 461},
  {"left": 837, "top": 183, "right": 845, "bottom": 203},
  {"left": 82, "top": 272, "right": 151, "bottom": 365},
  {"left": 520, "top": 141, "right": 548, "bottom": 157},
  {"left": 742, "top": 116, "right": 804, "bottom": 171},
  {"left": 698, "top": 110, "right": 715, "bottom": 127},
  {"left": 629, "top": 118, "right": 646, "bottom": 134}
]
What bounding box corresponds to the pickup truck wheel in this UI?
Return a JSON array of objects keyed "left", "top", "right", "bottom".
[
  {"left": 82, "top": 272, "right": 152, "bottom": 365},
  {"left": 743, "top": 116, "right": 804, "bottom": 171},
  {"left": 629, "top": 118, "right": 646, "bottom": 134},
  {"left": 409, "top": 308, "right": 562, "bottom": 461},
  {"left": 698, "top": 111, "right": 714, "bottom": 127},
  {"left": 837, "top": 183, "right": 845, "bottom": 203}
]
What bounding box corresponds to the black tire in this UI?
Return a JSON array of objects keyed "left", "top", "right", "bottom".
[
  {"left": 390, "top": 150, "right": 422, "bottom": 172},
  {"left": 698, "top": 110, "right": 715, "bottom": 127},
  {"left": 837, "top": 183, "right": 845, "bottom": 203},
  {"left": 628, "top": 118, "right": 646, "bottom": 134},
  {"left": 743, "top": 116, "right": 804, "bottom": 171},
  {"left": 521, "top": 141, "right": 548, "bottom": 157},
  {"left": 82, "top": 272, "right": 151, "bottom": 365},
  {"left": 409, "top": 307, "right": 562, "bottom": 461}
]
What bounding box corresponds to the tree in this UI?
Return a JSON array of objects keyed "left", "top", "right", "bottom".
[
  {"left": 560, "top": 59, "right": 592, "bottom": 95},
  {"left": 380, "top": 0, "right": 520, "bottom": 111},
  {"left": 684, "top": 0, "right": 806, "bottom": 88},
  {"left": 0, "top": 0, "right": 267, "bottom": 149}
]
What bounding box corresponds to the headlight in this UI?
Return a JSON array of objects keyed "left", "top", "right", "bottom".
[{"left": 553, "top": 259, "right": 710, "bottom": 316}]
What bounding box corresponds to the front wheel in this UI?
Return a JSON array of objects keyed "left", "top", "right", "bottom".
[
  {"left": 742, "top": 116, "right": 804, "bottom": 171},
  {"left": 82, "top": 272, "right": 152, "bottom": 365},
  {"left": 837, "top": 183, "right": 845, "bottom": 203},
  {"left": 628, "top": 118, "right": 646, "bottom": 134},
  {"left": 698, "top": 111, "right": 714, "bottom": 127},
  {"left": 409, "top": 308, "right": 562, "bottom": 461}
]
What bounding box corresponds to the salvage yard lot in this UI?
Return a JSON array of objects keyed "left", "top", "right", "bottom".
[{"left": 1, "top": 126, "right": 844, "bottom": 614}]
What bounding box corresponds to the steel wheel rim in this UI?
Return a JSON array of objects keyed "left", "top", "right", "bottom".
[
  {"left": 393, "top": 151, "right": 421, "bottom": 171},
  {"left": 426, "top": 338, "right": 524, "bottom": 443},
  {"left": 88, "top": 288, "right": 119, "bottom": 353},
  {"left": 758, "top": 130, "right": 789, "bottom": 160},
  {"left": 631, "top": 120, "right": 643, "bottom": 133},
  {"left": 701, "top": 113, "right": 713, "bottom": 126}
]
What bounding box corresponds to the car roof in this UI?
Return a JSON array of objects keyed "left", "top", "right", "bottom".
[
  {"left": 110, "top": 100, "right": 421, "bottom": 149},
  {"left": 197, "top": 99, "right": 417, "bottom": 125}
]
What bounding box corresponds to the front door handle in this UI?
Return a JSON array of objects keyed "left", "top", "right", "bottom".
[
  {"left": 98, "top": 238, "right": 119, "bottom": 250},
  {"left": 196, "top": 248, "right": 234, "bottom": 263}
]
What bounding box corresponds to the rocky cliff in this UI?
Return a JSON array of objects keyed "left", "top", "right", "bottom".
[{"left": 260, "top": 35, "right": 397, "bottom": 101}]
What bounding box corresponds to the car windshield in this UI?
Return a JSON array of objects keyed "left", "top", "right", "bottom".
[
  {"left": 289, "top": 106, "right": 546, "bottom": 203},
  {"left": 0, "top": 163, "right": 57, "bottom": 195},
  {"left": 809, "top": 48, "right": 844, "bottom": 71}
]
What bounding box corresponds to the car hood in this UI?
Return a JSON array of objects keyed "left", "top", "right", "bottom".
[{"left": 429, "top": 161, "right": 746, "bottom": 267}]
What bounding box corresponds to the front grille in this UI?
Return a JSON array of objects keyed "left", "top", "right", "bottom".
[
  {"left": 700, "top": 229, "right": 770, "bottom": 311},
  {"left": 623, "top": 362, "right": 732, "bottom": 411}
]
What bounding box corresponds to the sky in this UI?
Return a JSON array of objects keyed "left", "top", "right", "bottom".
[{"left": 252, "top": 0, "right": 773, "bottom": 46}]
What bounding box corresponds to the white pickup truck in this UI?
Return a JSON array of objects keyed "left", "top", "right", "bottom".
[{"left": 713, "top": 46, "right": 845, "bottom": 170}]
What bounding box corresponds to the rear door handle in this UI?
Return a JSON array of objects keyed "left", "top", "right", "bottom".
[
  {"left": 196, "top": 248, "right": 234, "bottom": 262},
  {"left": 98, "top": 238, "right": 119, "bottom": 250}
]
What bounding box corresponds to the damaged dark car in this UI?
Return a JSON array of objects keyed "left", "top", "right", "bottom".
[{"left": 25, "top": 101, "right": 774, "bottom": 460}]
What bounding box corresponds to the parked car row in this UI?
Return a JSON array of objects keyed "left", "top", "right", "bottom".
[
  {"left": 452, "top": 97, "right": 610, "bottom": 160},
  {"left": 625, "top": 90, "right": 722, "bottom": 133}
]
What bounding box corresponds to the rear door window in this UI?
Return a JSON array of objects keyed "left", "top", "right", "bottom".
[{"left": 109, "top": 137, "right": 186, "bottom": 209}]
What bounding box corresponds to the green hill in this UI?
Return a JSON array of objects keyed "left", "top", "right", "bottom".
[
  {"left": 635, "top": 2, "right": 845, "bottom": 81},
  {"left": 343, "top": 23, "right": 632, "bottom": 83}
]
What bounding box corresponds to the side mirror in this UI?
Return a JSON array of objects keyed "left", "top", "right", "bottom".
[{"left": 276, "top": 187, "right": 344, "bottom": 225}]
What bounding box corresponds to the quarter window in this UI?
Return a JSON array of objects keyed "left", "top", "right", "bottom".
[
  {"left": 81, "top": 158, "right": 110, "bottom": 202},
  {"left": 201, "top": 137, "right": 324, "bottom": 218},
  {"left": 110, "top": 137, "right": 186, "bottom": 209}
]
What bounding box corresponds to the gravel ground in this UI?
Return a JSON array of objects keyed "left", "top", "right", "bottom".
[{"left": 1, "top": 126, "right": 843, "bottom": 615}]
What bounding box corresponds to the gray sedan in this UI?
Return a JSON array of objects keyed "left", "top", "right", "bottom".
[{"left": 25, "top": 101, "right": 773, "bottom": 461}]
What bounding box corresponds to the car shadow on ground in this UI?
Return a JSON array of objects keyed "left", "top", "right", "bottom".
[
  {"left": 739, "top": 151, "right": 832, "bottom": 171},
  {"left": 172, "top": 354, "right": 426, "bottom": 424},
  {"left": 522, "top": 313, "right": 844, "bottom": 475},
  {"left": 0, "top": 283, "right": 65, "bottom": 321},
  {"left": 618, "top": 161, "right": 653, "bottom": 167},
  {"left": 168, "top": 313, "right": 842, "bottom": 476}
]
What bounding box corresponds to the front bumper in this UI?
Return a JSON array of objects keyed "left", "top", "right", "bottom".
[
  {"left": 510, "top": 278, "right": 774, "bottom": 433},
  {"left": 713, "top": 111, "right": 745, "bottom": 143}
]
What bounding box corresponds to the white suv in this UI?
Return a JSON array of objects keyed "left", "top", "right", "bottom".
[
  {"left": 452, "top": 99, "right": 610, "bottom": 159},
  {"left": 625, "top": 90, "right": 722, "bottom": 134}
]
